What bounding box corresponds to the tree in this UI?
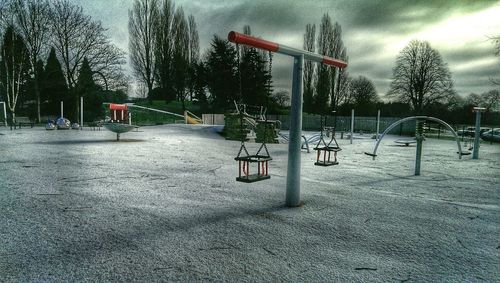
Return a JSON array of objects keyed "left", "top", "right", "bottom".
[
  {"left": 42, "top": 47, "right": 67, "bottom": 116},
  {"left": 9, "top": 0, "right": 51, "bottom": 122},
  {"left": 51, "top": 0, "right": 126, "bottom": 119},
  {"left": 0, "top": 25, "right": 29, "bottom": 123},
  {"left": 349, "top": 76, "right": 379, "bottom": 115},
  {"left": 490, "top": 35, "right": 499, "bottom": 85},
  {"left": 240, "top": 46, "right": 270, "bottom": 106},
  {"left": 192, "top": 61, "right": 207, "bottom": 105},
  {"left": 329, "top": 22, "right": 349, "bottom": 112},
  {"left": 466, "top": 90, "right": 500, "bottom": 110},
  {"left": 187, "top": 14, "right": 199, "bottom": 101},
  {"left": 388, "top": 40, "right": 455, "bottom": 113},
  {"left": 171, "top": 7, "right": 189, "bottom": 111},
  {"left": 76, "top": 57, "right": 101, "bottom": 121},
  {"left": 129, "top": 0, "right": 159, "bottom": 103},
  {"left": 303, "top": 23, "right": 315, "bottom": 113},
  {"left": 154, "top": 0, "right": 174, "bottom": 100},
  {"left": 205, "top": 35, "right": 238, "bottom": 111},
  {"left": 237, "top": 25, "right": 272, "bottom": 107},
  {"left": 315, "top": 14, "right": 332, "bottom": 114},
  {"left": 272, "top": 90, "right": 289, "bottom": 108}
]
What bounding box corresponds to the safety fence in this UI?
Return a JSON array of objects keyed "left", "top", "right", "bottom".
[{"left": 202, "top": 113, "right": 417, "bottom": 135}]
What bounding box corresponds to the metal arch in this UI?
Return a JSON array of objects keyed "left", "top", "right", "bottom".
[{"left": 367, "top": 116, "right": 463, "bottom": 160}]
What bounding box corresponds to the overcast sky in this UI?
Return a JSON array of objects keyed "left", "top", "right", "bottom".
[{"left": 77, "top": 0, "right": 500, "bottom": 98}]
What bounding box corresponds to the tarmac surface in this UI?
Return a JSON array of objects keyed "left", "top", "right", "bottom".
[{"left": 0, "top": 124, "right": 499, "bottom": 282}]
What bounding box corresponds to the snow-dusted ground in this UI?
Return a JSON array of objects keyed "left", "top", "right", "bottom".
[{"left": 0, "top": 124, "right": 498, "bottom": 282}]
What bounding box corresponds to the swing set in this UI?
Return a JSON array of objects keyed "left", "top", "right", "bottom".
[
  {"left": 233, "top": 41, "right": 275, "bottom": 183},
  {"left": 228, "top": 31, "right": 347, "bottom": 206},
  {"left": 314, "top": 116, "right": 342, "bottom": 166}
]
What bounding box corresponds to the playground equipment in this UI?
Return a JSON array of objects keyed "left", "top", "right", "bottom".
[
  {"left": 228, "top": 31, "right": 347, "bottom": 206},
  {"left": 365, "top": 116, "right": 464, "bottom": 176},
  {"left": 231, "top": 101, "right": 275, "bottom": 182},
  {"left": 185, "top": 110, "right": 202, "bottom": 124},
  {"left": 234, "top": 112, "right": 272, "bottom": 183},
  {"left": 314, "top": 116, "right": 341, "bottom": 166},
  {"left": 394, "top": 138, "right": 417, "bottom": 146},
  {"left": 278, "top": 132, "right": 321, "bottom": 153},
  {"left": 472, "top": 107, "right": 486, "bottom": 159},
  {"left": 103, "top": 103, "right": 138, "bottom": 141}
]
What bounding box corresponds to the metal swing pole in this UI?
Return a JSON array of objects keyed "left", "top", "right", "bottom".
[
  {"left": 228, "top": 31, "right": 347, "bottom": 207},
  {"left": 286, "top": 54, "right": 304, "bottom": 207}
]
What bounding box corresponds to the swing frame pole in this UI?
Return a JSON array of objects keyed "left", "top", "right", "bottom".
[
  {"left": 228, "top": 31, "right": 347, "bottom": 207},
  {"left": 285, "top": 54, "right": 304, "bottom": 207}
]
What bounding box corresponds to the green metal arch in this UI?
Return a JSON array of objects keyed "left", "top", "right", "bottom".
[{"left": 366, "top": 116, "right": 463, "bottom": 159}]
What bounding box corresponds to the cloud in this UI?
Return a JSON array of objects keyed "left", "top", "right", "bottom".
[{"left": 75, "top": 0, "right": 500, "bottom": 98}]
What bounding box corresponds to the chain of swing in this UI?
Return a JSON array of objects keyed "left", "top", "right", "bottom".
[
  {"left": 234, "top": 43, "right": 273, "bottom": 183},
  {"left": 313, "top": 115, "right": 342, "bottom": 166},
  {"left": 233, "top": 43, "right": 342, "bottom": 182}
]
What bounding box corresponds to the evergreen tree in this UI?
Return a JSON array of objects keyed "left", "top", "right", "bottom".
[
  {"left": 240, "top": 47, "right": 270, "bottom": 106},
  {"left": 206, "top": 35, "right": 238, "bottom": 111},
  {"left": 240, "top": 26, "right": 272, "bottom": 107},
  {"left": 42, "top": 47, "right": 67, "bottom": 117},
  {"left": 76, "top": 57, "right": 102, "bottom": 121},
  {"left": 193, "top": 62, "right": 207, "bottom": 106}
]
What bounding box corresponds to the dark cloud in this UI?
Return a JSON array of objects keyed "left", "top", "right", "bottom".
[{"left": 75, "top": 0, "right": 499, "bottom": 97}]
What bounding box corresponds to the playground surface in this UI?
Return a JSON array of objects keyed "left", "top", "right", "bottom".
[{"left": 0, "top": 125, "right": 498, "bottom": 282}]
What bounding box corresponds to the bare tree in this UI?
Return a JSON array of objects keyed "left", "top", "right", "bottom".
[
  {"left": 129, "top": 0, "right": 159, "bottom": 102},
  {"left": 388, "top": 40, "right": 455, "bottom": 113},
  {"left": 154, "top": 0, "right": 174, "bottom": 94},
  {"left": 272, "top": 90, "right": 289, "bottom": 107},
  {"left": 1, "top": 25, "right": 29, "bottom": 124},
  {"left": 490, "top": 35, "right": 499, "bottom": 85},
  {"left": 492, "top": 35, "right": 500, "bottom": 56},
  {"left": 171, "top": 7, "right": 189, "bottom": 110},
  {"left": 303, "top": 23, "right": 315, "bottom": 113},
  {"left": 10, "top": 0, "right": 50, "bottom": 122},
  {"left": 330, "top": 22, "right": 349, "bottom": 111},
  {"left": 188, "top": 15, "right": 199, "bottom": 65},
  {"left": 315, "top": 14, "right": 333, "bottom": 114},
  {"left": 349, "top": 76, "right": 380, "bottom": 107},
  {"left": 187, "top": 14, "right": 199, "bottom": 101},
  {"left": 468, "top": 89, "right": 500, "bottom": 110}
]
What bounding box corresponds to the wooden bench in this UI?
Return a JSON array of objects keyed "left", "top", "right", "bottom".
[{"left": 9, "top": 116, "right": 34, "bottom": 129}]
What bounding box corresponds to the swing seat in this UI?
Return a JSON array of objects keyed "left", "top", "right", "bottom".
[
  {"left": 234, "top": 155, "right": 272, "bottom": 162},
  {"left": 235, "top": 155, "right": 272, "bottom": 183},
  {"left": 314, "top": 160, "right": 339, "bottom": 166},
  {"left": 236, "top": 173, "right": 271, "bottom": 183},
  {"left": 313, "top": 146, "right": 340, "bottom": 166},
  {"left": 313, "top": 146, "right": 342, "bottom": 152}
]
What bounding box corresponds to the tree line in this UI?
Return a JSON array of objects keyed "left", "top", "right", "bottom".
[
  {"left": 129, "top": 0, "right": 274, "bottom": 113},
  {"left": 0, "top": 0, "right": 127, "bottom": 123},
  {"left": 1, "top": 0, "right": 498, "bottom": 125}
]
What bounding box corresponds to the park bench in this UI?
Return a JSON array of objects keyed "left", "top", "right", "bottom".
[{"left": 9, "top": 116, "right": 34, "bottom": 129}]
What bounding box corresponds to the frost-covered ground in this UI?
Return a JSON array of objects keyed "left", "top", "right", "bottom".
[{"left": 0, "top": 124, "right": 498, "bottom": 282}]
